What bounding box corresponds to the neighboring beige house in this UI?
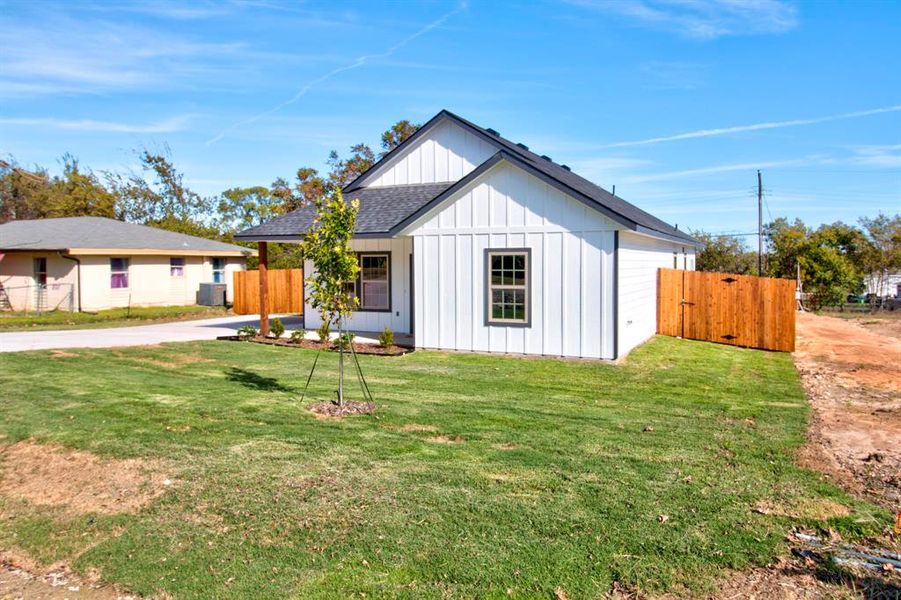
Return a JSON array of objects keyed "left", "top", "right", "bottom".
[{"left": 0, "top": 217, "right": 255, "bottom": 312}]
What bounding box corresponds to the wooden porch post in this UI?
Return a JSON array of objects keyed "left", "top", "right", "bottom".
[{"left": 258, "top": 241, "right": 270, "bottom": 336}]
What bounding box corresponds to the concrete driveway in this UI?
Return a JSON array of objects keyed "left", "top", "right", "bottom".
[{"left": 0, "top": 315, "right": 303, "bottom": 352}]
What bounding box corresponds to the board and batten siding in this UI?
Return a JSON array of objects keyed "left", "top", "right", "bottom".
[
  {"left": 408, "top": 162, "right": 617, "bottom": 359},
  {"left": 616, "top": 231, "right": 696, "bottom": 356},
  {"left": 367, "top": 119, "right": 496, "bottom": 187},
  {"left": 304, "top": 237, "right": 413, "bottom": 333}
]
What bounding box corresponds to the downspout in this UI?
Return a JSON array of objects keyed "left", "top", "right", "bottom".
[{"left": 58, "top": 251, "right": 82, "bottom": 312}]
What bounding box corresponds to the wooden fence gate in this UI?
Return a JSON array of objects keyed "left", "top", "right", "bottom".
[
  {"left": 232, "top": 269, "right": 304, "bottom": 315},
  {"left": 657, "top": 269, "right": 796, "bottom": 352}
]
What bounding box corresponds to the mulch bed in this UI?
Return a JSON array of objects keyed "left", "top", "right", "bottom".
[
  {"left": 217, "top": 335, "right": 410, "bottom": 356},
  {"left": 307, "top": 400, "right": 376, "bottom": 418}
]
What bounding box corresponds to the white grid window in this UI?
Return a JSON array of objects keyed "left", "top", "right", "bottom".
[{"left": 487, "top": 251, "right": 529, "bottom": 324}]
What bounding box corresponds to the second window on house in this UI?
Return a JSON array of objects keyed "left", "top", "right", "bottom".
[
  {"left": 486, "top": 249, "right": 530, "bottom": 325},
  {"left": 212, "top": 258, "right": 225, "bottom": 283},
  {"left": 347, "top": 253, "right": 390, "bottom": 311},
  {"left": 170, "top": 257, "right": 185, "bottom": 277},
  {"left": 110, "top": 258, "right": 129, "bottom": 289}
]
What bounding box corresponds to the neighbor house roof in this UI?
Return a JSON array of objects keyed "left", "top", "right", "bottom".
[
  {"left": 236, "top": 110, "right": 699, "bottom": 246},
  {"left": 0, "top": 217, "right": 256, "bottom": 256}
]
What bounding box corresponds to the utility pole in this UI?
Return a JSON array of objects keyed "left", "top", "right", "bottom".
[{"left": 757, "top": 169, "right": 763, "bottom": 276}]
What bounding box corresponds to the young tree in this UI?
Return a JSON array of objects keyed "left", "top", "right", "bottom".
[{"left": 299, "top": 189, "right": 360, "bottom": 405}]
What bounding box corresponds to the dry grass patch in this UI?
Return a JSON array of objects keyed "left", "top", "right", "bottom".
[
  {"left": 752, "top": 498, "right": 851, "bottom": 521},
  {"left": 0, "top": 441, "right": 170, "bottom": 515},
  {"left": 398, "top": 423, "right": 439, "bottom": 433},
  {"left": 427, "top": 435, "right": 464, "bottom": 444},
  {"left": 492, "top": 442, "right": 519, "bottom": 451}
]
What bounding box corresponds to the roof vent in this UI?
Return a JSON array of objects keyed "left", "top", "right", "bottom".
[
  {"left": 486, "top": 128, "right": 500, "bottom": 136},
  {"left": 516, "top": 142, "right": 529, "bottom": 151},
  {"left": 561, "top": 164, "right": 571, "bottom": 171},
  {"left": 540, "top": 154, "right": 552, "bottom": 161}
]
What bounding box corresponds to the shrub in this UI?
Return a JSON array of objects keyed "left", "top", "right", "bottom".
[
  {"left": 378, "top": 326, "right": 394, "bottom": 348},
  {"left": 317, "top": 321, "right": 331, "bottom": 343},
  {"left": 271, "top": 318, "right": 285, "bottom": 339},
  {"left": 334, "top": 332, "right": 355, "bottom": 351},
  {"left": 289, "top": 330, "right": 305, "bottom": 344},
  {"left": 236, "top": 325, "right": 257, "bottom": 340}
]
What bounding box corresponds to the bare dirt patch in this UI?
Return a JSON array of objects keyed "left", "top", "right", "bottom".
[
  {"left": 794, "top": 312, "right": 901, "bottom": 511},
  {"left": 0, "top": 441, "right": 170, "bottom": 515},
  {"left": 49, "top": 350, "right": 79, "bottom": 358},
  {"left": 307, "top": 400, "right": 375, "bottom": 418}
]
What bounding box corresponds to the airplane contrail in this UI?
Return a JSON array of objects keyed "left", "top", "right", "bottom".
[
  {"left": 604, "top": 104, "right": 901, "bottom": 148},
  {"left": 206, "top": 3, "right": 466, "bottom": 146}
]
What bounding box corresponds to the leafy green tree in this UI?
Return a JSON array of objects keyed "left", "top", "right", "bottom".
[
  {"left": 0, "top": 158, "right": 53, "bottom": 223},
  {"left": 690, "top": 230, "right": 756, "bottom": 274},
  {"left": 107, "top": 149, "right": 218, "bottom": 238},
  {"left": 766, "top": 217, "right": 861, "bottom": 309},
  {"left": 299, "top": 189, "right": 360, "bottom": 405},
  {"left": 47, "top": 155, "right": 118, "bottom": 219},
  {"left": 327, "top": 144, "right": 375, "bottom": 188},
  {"left": 858, "top": 213, "right": 901, "bottom": 302},
  {"left": 217, "top": 186, "right": 280, "bottom": 235},
  {"left": 1, "top": 155, "right": 116, "bottom": 223},
  {"left": 797, "top": 244, "right": 859, "bottom": 310},
  {"left": 380, "top": 120, "right": 419, "bottom": 157},
  {"left": 765, "top": 217, "right": 810, "bottom": 280}
]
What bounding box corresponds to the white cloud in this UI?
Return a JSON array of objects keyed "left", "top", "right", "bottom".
[
  {"left": 566, "top": 0, "right": 798, "bottom": 39},
  {"left": 849, "top": 144, "right": 901, "bottom": 168},
  {"left": 0, "top": 115, "right": 194, "bottom": 134},
  {"left": 605, "top": 105, "right": 901, "bottom": 148}
]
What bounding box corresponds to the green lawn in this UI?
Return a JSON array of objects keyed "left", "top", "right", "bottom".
[
  {"left": 0, "top": 304, "right": 230, "bottom": 331},
  {"left": 0, "top": 338, "right": 888, "bottom": 598}
]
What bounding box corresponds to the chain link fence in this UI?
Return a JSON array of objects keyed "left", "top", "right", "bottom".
[{"left": 0, "top": 283, "right": 74, "bottom": 314}]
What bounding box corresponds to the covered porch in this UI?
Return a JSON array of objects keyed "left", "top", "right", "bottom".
[{"left": 250, "top": 237, "right": 413, "bottom": 339}]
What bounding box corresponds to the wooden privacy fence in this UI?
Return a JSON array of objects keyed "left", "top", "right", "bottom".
[
  {"left": 233, "top": 269, "right": 304, "bottom": 315},
  {"left": 657, "top": 269, "right": 796, "bottom": 352}
]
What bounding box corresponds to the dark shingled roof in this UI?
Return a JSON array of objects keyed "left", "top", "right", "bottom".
[
  {"left": 235, "top": 183, "right": 452, "bottom": 240},
  {"left": 236, "top": 110, "right": 699, "bottom": 245}
]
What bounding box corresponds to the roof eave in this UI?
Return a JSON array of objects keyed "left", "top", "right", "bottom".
[{"left": 631, "top": 226, "right": 703, "bottom": 247}]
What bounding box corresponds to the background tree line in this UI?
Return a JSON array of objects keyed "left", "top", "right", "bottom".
[
  {"left": 691, "top": 214, "right": 901, "bottom": 309},
  {"left": 0, "top": 120, "right": 419, "bottom": 269}
]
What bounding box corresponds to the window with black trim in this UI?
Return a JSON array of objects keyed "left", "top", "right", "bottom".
[
  {"left": 348, "top": 253, "right": 391, "bottom": 311},
  {"left": 486, "top": 249, "right": 530, "bottom": 325}
]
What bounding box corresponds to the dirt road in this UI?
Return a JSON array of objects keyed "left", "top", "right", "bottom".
[{"left": 794, "top": 311, "right": 901, "bottom": 511}]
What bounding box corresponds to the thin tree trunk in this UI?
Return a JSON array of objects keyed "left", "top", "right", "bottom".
[{"left": 337, "top": 317, "right": 344, "bottom": 406}]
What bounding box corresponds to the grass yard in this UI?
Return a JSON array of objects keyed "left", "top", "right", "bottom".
[
  {"left": 0, "top": 304, "right": 230, "bottom": 331},
  {"left": 0, "top": 338, "right": 890, "bottom": 598}
]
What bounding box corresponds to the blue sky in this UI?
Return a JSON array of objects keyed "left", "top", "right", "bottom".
[{"left": 1, "top": 0, "right": 899, "bottom": 236}]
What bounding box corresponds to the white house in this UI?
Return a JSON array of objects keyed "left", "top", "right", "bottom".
[
  {"left": 237, "top": 110, "right": 700, "bottom": 359},
  {"left": 0, "top": 217, "right": 254, "bottom": 312}
]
